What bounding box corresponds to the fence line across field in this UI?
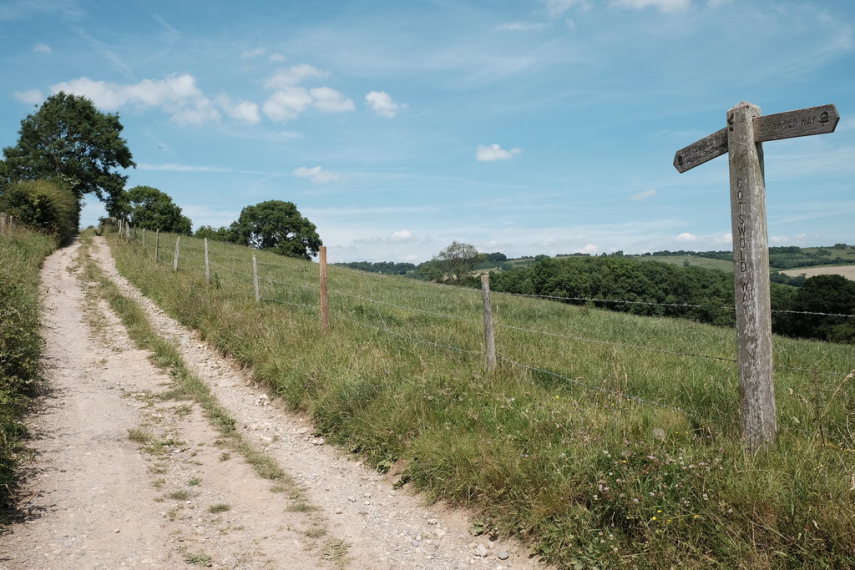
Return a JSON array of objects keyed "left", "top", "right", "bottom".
[{"left": 120, "top": 225, "right": 853, "bottom": 432}]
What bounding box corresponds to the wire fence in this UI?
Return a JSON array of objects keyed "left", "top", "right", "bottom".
[{"left": 117, "top": 224, "right": 855, "bottom": 442}]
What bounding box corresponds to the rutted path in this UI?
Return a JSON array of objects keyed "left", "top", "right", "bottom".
[{"left": 0, "top": 236, "right": 543, "bottom": 569}]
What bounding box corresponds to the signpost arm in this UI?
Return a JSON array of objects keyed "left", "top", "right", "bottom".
[{"left": 726, "top": 102, "right": 777, "bottom": 450}]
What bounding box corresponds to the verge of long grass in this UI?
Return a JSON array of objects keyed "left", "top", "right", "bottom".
[
  {"left": 108, "top": 229, "right": 855, "bottom": 569},
  {"left": 0, "top": 226, "right": 55, "bottom": 515}
]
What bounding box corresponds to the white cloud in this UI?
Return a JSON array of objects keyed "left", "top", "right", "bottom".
[
  {"left": 365, "top": 90, "right": 404, "bottom": 118},
  {"left": 137, "top": 163, "right": 232, "bottom": 173},
  {"left": 476, "top": 144, "right": 522, "bottom": 162},
  {"left": 264, "top": 64, "right": 328, "bottom": 89},
  {"left": 32, "top": 43, "right": 52, "bottom": 54},
  {"left": 50, "top": 74, "right": 228, "bottom": 126},
  {"left": 392, "top": 230, "right": 414, "bottom": 241},
  {"left": 262, "top": 87, "right": 314, "bottom": 121},
  {"left": 611, "top": 0, "right": 691, "bottom": 13},
  {"left": 495, "top": 22, "right": 547, "bottom": 32},
  {"left": 215, "top": 95, "right": 260, "bottom": 124},
  {"left": 676, "top": 232, "right": 697, "bottom": 242},
  {"left": 630, "top": 189, "right": 657, "bottom": 200},
  {"left": 241, "top": 47, "right": 266, "bottom": 59},
  {"left": 268, "top": 53, "right": 286, "bottom": 63},
  {"left": 544, "top": 0, "right": 590, "bottom": 18},
  {"left": 293, "top": 165, "right": 341, "bottom": 184},
  {"left": 14, "top": 89, "right": 44, "bottom": 105},
  {"left": 261, "top": 66, "right": 354, "bottom": 121},
  {"left": 263, "top": 87, "right": 354, "bottom": 121},
  {"left": 310, "top": 87, "right": 355, "bottom": 113}
]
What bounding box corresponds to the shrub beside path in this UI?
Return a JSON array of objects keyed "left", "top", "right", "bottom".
[{"left": 0, "top": 236, "right": 544, "bottom": 569}]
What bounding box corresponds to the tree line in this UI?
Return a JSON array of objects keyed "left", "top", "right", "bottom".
[
  {"left": 400, "top": 242, "right": 855, "bottom": 344},
  {"left": 0, "top": 93, "right": 321, "bottom": 259}
]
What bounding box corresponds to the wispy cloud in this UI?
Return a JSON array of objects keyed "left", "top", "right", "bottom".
[
  {"left": 355, "top": 229, "right": 423, "bottom": 244},
  {"left": 293, "top": 165, "right": 341, "bottom": 184},
  {"left": 630, "top": 189, "right": 657, "bottom": 200},
  {"left": 544, "top": 0, "right": 590, "bottom": 18},
  {"left": 137, "top": 163, "right": 234, "bottom": 173},
  {"left": 365, "top": 90, "right": 404, "bottom": 118},
  {"left": 495, "top": 22, "right": 548, "bottom": 32},
  {"left": 610, "top": 0, "right": 691, "bottom": 13},
  {"left": 32, "top": 42, "right": 52, "bottom": 54},
  {"left": 13, "top": 89, "right": 44, "bottom": 105},
  {"left": 264, "top": 64, "right": 328, "bottom": 89},
  {"left": 306, "top": 206, "right": 437, "bottom": 217},
  {"left": 477, "top": 144, "right": 522, "bottom": 162}
]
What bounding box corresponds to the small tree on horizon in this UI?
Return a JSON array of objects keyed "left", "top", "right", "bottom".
[
  {"left": 229, "top": 200, "right": 321, "bottom": 260},
  {"left": 432, "top": 241, "right": 479, "bottom": 282}
]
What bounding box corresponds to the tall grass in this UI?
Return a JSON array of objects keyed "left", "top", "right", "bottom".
[
  {"left": 0, "top": 226, "right": 55, "bottom": 512},
  {"left": 109, "top": 229, "right": 854, "bottom": 568}
]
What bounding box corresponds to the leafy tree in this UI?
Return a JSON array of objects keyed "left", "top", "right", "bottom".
[
  {"left": 123, "top": 186, "right": 192, "bottom": 234},
  {"left": 229, "top": 200, "right": 321, "bottom": 259},
  {"left": 0, "top": 92, "right": 135, "bottom": 220},
  {"left": 195, "top": 225, "right": 233, "bottom": 242},
  {"left": 785, "top": 274, "right": 855, "bottom": 342},
  {"left": 432, "top": 241, "right": 479, "bottom": 282},
  {"left": 0, "top": 179, "right": 77, "bottom": 244}
]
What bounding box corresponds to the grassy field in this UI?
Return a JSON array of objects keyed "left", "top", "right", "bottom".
[
  {"left": 781, "top": 265, "right": 855, "bottom": 281},
  {"left": 0, "top": 226, "right": 55, "bottom": 513},
  {"left": 631, "top": 255, "right": 734, "bottom": 273},
  {"left": 108, "top": 228, "right": 854, "bottom": 569}
]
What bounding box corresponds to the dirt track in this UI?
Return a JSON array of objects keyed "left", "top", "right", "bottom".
[{"left": 0, "top": 237, "right": 542, "bottom": 569}]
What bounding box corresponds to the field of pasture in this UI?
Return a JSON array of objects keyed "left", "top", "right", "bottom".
[
  {"left": 781, "top": 264, "right": 855, "bottom": 281},
  {"left": 108, "top": 228, "right": 854, "bottom": 569}
]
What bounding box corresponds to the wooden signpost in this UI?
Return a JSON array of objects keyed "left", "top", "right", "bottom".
[{"left": 674, "top": 102, "right": 839, "bottom": 450}]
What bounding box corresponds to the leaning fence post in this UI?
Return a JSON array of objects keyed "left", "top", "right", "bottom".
[
  {"left": 481, "top": 274, "right": 497, "bottom": 372},
  {"left": 319, "top": 246, "right": 329, "bottom": 331},
  {"left": 155, "top": 230, "right": 160, "bottom": 261},
  {"left": 204, "top": 238, "right": 211, "bottom": 285},
  {"left": 252, "top": 255, "right": 261, "bottom": 303},
  {"left": 173, "top": 236, "right": 181, "bottom": 271}
]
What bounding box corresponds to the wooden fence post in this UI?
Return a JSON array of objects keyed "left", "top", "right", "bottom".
[
  {"left": 481, "top": 274, "right": 497, "bottom": 372},
  {"left": 252, "top": 255, "right": 261, "bottom": 303},
  {"left": 155, "top": 230, "right": 160, "bottom": 261},
  {"left": 0, "top": 212, "right": 7, "bottom": 233},
  {"left": 727, "top": 102, "right": 776, "bottom": 450},
  {"left": 173, "top": 236, "right": 181, "bottom": 271},
  {"left": 143, "top": 228, "right": 146, "bottom": 249},
  {"left": 319, "top": 246, "right": 329, "bottom": 331},
  {"left": 204, "top": 238, "right": 210, "bottom": 285}
]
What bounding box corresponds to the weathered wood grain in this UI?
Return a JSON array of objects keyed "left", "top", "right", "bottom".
[
  {"left": 726, "top": 102, "right": 777, "bottom": 451},
  {"left": 753, "top": 104, "right": 839, "bottom": 143},
  {"left": 673, "top": 127, "right": 728, "bottom": 173}
]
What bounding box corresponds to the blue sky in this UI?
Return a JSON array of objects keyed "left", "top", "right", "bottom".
[{"left": 1, "top": 0, "right": 853, "bottom": 263}]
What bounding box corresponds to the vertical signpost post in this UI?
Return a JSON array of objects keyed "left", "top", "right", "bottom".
[{"left": 674, "top": 102, "right": 839, "bottom": 451}]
